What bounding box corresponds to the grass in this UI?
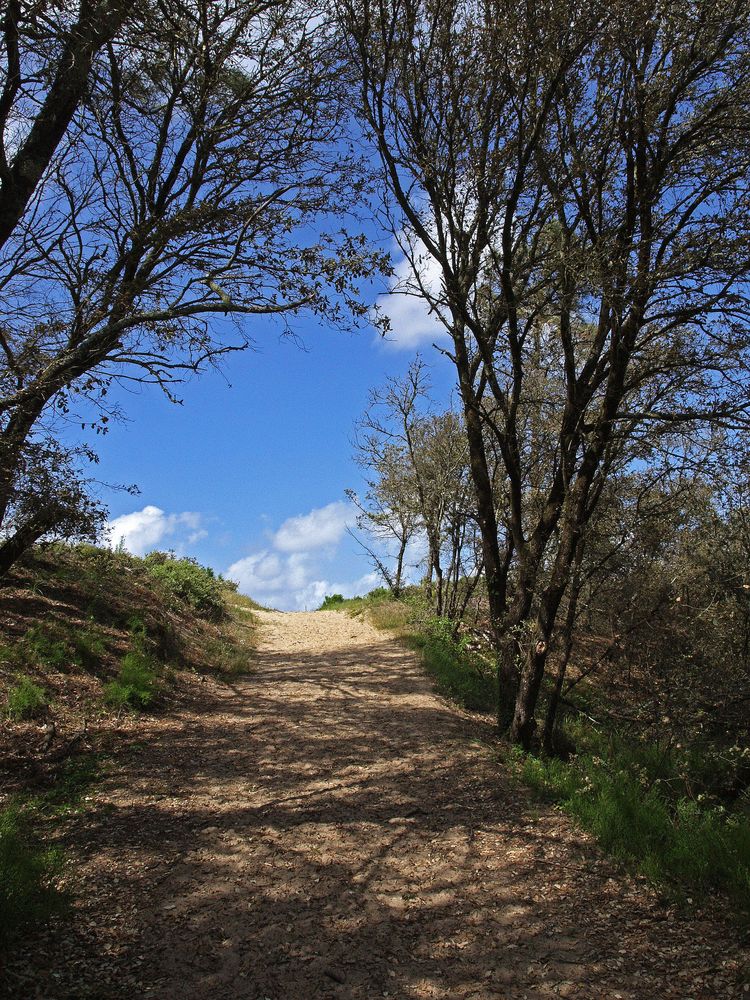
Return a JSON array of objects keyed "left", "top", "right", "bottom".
[
  {"left": 0, "top": 753, "right": 102, "bottom": 951},
  {"left": 410, "top": 616, "right": 497, "bottom": 712},
  {"left": 511, "top": 723, "right": 750, "bottom": 917},
  {"left": 5, "top": 676, "right": 49, "bottom": 720},
  {"left": 204, "top": 635, "right": 255, "bottom": 677},
  {"left": 0, "top": 804, "right": 65, "bottom": 949},
  {"left": 320, "top": 586, "right": 418, "bottom": 634},
  {"left": 104, "top": 650, "right": 160, "bottom": 710}
]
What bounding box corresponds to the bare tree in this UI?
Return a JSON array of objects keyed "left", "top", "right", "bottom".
[
  {"left": 0, "top": 0, "right": 384, "bottom": 573},
  {"left": 341, "top": 0, "right": 750, "bottom": 746},
  {"left": 351, "top": 358, "right": 479, "bottom": 613}
]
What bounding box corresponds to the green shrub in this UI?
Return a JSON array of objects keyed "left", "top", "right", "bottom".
[
  {"left": 0, "top": 804, "right": 65, "bottom": 948},
  {"left": 320, "top": 593, "right": 345, "bottom": 609},
  {"left": 416, "top": 616, "right": 496, "bottom": 712},
  {"left": 145, "top": 553, "right": 225, "bottom": 620},
  {"left": 5, "top": 676, "right": 49, "bottom": 720},
  {"left": 24, "top": 625, "right": 69, "bottom": 670},
  {"left": 126, "top": 614, "right": 148, "bottom": 641},
  {"left": 516, "top": 729, "right": 750, "bottom": 915},
  {"left": 104, "top": 651, "right": 160, "bottom": 710}
]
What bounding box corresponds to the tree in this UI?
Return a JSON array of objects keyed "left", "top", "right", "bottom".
[
  {"left": 351, "top": 359, "right": 480, "bottom": 614},
  {"left": 0, "top": 0, "right": 133, "bottom": 250},
  {"left": 341, "top": 0, "right": 750, "bottom": 746},
  {"left": 0, "top": 0, "right": 384, "bottom": 572}
]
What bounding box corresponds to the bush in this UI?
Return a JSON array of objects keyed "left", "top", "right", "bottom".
[
  {"left": 24, "top": 625, "right": 69, "bottom": 670},
  {"left": 5, "top": 676, "right": 49, "bottom": 720},
  {"left": 416, "top": 616, "right": 497, "bottom": 712},
  {"left": 104, "top": 651, "right": 160, "bottom": 710},
  {"left": 320, "top": 593, "right": 345, "bottom": 610},
  {"left": 145, "top": 553, "right": 225, "bottom": 620},
  {"left": 517, "top": 728, "right": 750, "bottom": 915},
  {"left": 0, "top": 804, "right": 65, "bottom": 949},
  {"left": 3, "top": 624, "right": 108, "bottom": 676}
]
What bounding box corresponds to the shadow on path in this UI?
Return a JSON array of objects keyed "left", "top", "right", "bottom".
[{"left": 4, "top": 613, "right": 746, "bottom": 999}]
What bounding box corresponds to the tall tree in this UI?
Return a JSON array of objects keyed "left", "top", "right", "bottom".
[
  {"left": 0, "top": 0, "right": 384, "bottom": 574},
  {"left": 341, "top": 0, "right": 750, "bottom": 746},
  {"left": 0, "top": 0, "right": 133, "bottom": 249}
]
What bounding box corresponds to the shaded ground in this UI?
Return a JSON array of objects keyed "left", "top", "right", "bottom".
[{"left": 4, "top": 610, "right": 747, "bottom": 998}]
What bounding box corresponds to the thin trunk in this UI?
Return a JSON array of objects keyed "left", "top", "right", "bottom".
[
  {"left": 393, "top": 534, "right": 407, "bottom": 598},
  {"left": 543, "top": 542, "right": 585, "bottom": 753}
]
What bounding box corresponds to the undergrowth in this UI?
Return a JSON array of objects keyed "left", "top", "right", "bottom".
[
  {"left": 0, "top": 754, "right": 101, "bottom": 950},
  {"left": 104, "top": 650, "right": 161, "bottom": 710},
  {"left": 144, "top": 552, "right": 228, "bottom": 620},
  {"left": 507, "top": 724, "right": 750, "bottom": 917},
  {"left": 4, "top": 676, "right": 49, "bottom": 720},
  {"left": 410, "top": 616, "right": 497, "bottom": 712},
  {"left": 338, "top": 584, "right": 750, "bottom": 919},
  {"left": 320, "top": 586, "right": 418, "bottom": 632},
  {"left": 0, "top": 804, "right": 65, "bottom": 949}
]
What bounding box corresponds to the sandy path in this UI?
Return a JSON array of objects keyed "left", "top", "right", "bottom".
[{"left": 5, "top": 610, "right": 746, "bottom": 999}]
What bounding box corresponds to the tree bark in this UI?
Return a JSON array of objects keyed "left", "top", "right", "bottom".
[{"left": 0, "top": 1, "right": 130, "bottom": 251}]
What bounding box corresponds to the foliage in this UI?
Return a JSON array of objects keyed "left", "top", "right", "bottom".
[
  {"left": 145, "top": 553, "right": 226, "bottom": 620},
  {"left": 5, "top": 676, "right": 49, "bottom": 720},
  {"left": 103, "top": 651, "right": 160, "bottom": 710},
  {"left": 0, "top": 804, "right": 65, "bottom": 950},
  {"left": 0, "top": 0, "right": 385, "bottom": 577},
  {"left": 344, "top": 0, "right": 750, "bottom": 747},
  {"left": 320, "top": 593, "right": 345, "bottom": 609},
  {"left": 23, "top": 626, "right": 70, "bottom": 671},
  {"left": 514, "top": 726, "right": 750, "bottom": 915},
  {"left": 412, "top": 617, "right": 497, "bottom": 712}
]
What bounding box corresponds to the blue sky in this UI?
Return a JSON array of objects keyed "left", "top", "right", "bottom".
[{"left": 80, "top": 267, "right": 457, "bottom": 609}]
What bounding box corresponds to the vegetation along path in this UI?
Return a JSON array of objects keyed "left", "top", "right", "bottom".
[{"left": 7, "top": 610, "right": 747, "bottom": 998}]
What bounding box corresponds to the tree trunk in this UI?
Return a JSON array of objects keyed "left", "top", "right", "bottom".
[
  {"left": 0, "top": 1, "right": 130, "bottom": 252},
  {"left": 542, "top": 543, "right": 584, "bottom": 753},
  {"left": 0, "top": 510, "right": 57, "bottom": 579}
]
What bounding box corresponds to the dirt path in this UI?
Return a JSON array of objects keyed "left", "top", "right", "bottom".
[{"left": 6, "top": 610, "right": 746, "bottom": 999}]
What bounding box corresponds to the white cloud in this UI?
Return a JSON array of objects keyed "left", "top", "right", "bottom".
[
  {"left": 226, "top": 545, "right": 379, "bottom": 611},
  {"left": 375, "top": 249, "right": 449, "bottom": 350},
  {"left": 227, "top": 498, "right": 380, "bottom": 610},
  {"left": 272, "top": 500, "right": 353, "bottom": 552},
  {"left": 105, "top": 505, "right": 204, "bottom": 557}
]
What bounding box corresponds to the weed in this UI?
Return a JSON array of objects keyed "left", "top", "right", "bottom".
[
  {"left": 145, "top": 553, "right": 226, "bottom": 620},
  {"left": 205, "top": 637, "right": 253, "bottom": 677},
  {"left": 104, "top": 651, "right": 160, "bottom": 710},
  {"left": 0, "top": 804, "right": 65, "bottom": 949},
  {"left": 5, "top": 676, "right": 49, "bottom": 720},
  {"left": 24, "top": 625, "right": 69, "bottom": 670},
  {"left": 415, "top": 617, "right": 496, "bottom": 712},
  {"left": 514, "top": 728, "right": 750, "bottom": 916}
]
